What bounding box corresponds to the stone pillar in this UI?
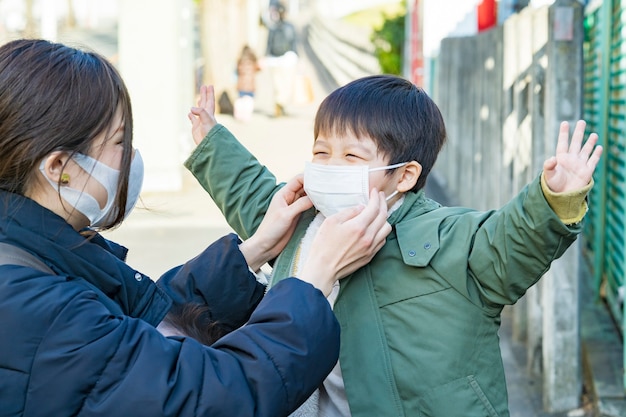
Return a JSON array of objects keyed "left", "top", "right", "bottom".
[
  {"left": 525, "top": 4, "right": 548, "bottom": 377},
  {"left": 200, "top": 0, "right": 248, "bottom": 102},
  {"left": 541, "top": 0, "right": 583, "bottom": 411},
  {"left": 118, "top": 0, "right": 195, "bottom": 192}
]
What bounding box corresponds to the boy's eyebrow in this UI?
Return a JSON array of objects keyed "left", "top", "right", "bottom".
[{"left": 344, "top": 140, "right": 377, "bottom": 155}]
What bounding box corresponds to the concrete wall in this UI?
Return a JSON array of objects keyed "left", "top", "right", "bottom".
[{"left": 434, "top": 1, "right": 584, "bottom": 412}]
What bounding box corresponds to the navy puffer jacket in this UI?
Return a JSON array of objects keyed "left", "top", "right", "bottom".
[{"left": 0, "top": 191, "right": 340, "bottom": 417}]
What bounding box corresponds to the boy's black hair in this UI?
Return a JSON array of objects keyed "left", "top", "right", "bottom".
[{"left": 314, "top": 75, "right": 447, "bottom": 192}]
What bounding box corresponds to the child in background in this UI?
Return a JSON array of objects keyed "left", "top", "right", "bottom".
[
  {"left": 186, "top": 76, "right": 602, "bottom": 417},
  {"left": 234, "top": 45, "right": 260, "bottom": 122}
]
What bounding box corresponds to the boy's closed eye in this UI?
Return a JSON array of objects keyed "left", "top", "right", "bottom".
[{"left": 345, "top": 153, "right": 366, "bottom": 161}]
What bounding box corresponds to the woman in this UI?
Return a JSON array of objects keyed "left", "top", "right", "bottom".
[{"left": 0, "top": 39, "right": 391, "bottom": 416}]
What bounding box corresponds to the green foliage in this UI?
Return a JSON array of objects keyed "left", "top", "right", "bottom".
[
  {"left": 371, "top": 12, "right": 405, "bottom": 75},
  {"left": 343, "top": 2, "right": 405, "bottom": 28}
]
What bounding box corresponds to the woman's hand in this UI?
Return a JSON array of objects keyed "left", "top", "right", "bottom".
[
  {"left": 543, "top": 120, "right": 603, "bottom": 193},
  {"left": 239, "top": 175, "right": 313, "bottom": 271},
  {"left": 188, "top": 85, "right": 218, "bottom": 146},
  {"left": 298, "top": 189, "right": 392, "bottom": 296}
]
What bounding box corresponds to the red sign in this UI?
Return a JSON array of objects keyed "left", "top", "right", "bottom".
[
  {"left": 410, "top": 0, "right": 424, "bottom": 86},
  {"left": 477, "top": 0, "right": 497, "bottom": 32}
]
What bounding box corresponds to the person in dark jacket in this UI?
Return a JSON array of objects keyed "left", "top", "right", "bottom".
[
  {"left": 264, "top": 2, "right": 298, "bottom": 117},
  {"left": 0, "top": 38, "right": 391, "bottom": 417}
]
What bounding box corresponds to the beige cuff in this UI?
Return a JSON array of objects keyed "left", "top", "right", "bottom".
[{"left": 540, "top": 173, "right": 593, "bottom": 225}]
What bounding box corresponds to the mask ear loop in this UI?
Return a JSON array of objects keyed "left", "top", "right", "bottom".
[
  {"left": 369, "top": 162, "right": 408, "bottom": 202},
  {"left": 385, "top": 190, "right": 399, "bottom": 201},
  {"left": 368, "top": 162, "right": 408, "bottom": 172}
]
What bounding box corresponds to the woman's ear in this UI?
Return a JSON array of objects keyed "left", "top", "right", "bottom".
[
  {"left": 41, "top": 151, "right": 71, "bottom": 185},
  {"left": 397, "top": 161, "right": 422, "bottom": 192}
]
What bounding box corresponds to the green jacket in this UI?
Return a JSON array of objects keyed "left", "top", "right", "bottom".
[{"left": 186, "top": 124, "right": 581, "bottom": 417}]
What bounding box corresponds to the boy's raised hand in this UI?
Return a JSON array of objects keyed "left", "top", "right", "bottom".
[
  {"left": 188, "top": 85, "right": 218, "bottom": 146},
  {"left": 543, "top": 120, "right": 603, "bottom": 193}
]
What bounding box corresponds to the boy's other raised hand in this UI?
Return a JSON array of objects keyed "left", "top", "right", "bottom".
[
  {"left": 188, "top": 85, "right": 218, "bottom": 146},
  {"left": 543, "top": 120, "right": 603, "bottom": 193}
]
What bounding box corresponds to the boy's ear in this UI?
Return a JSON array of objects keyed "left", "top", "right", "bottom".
[{"left": 397, "top": 161, "right": 422, "bottom": 192}]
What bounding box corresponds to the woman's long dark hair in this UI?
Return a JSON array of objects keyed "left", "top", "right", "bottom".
[{"left": 0, "top": 39, "right": 134, "bottom": 231}]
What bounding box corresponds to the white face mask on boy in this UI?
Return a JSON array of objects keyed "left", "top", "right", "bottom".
[
  {"left": 303, "top": 161, "right": 407, "bottom": 218},
  {"left": 40, "top": 150, "right": 144, "bottom": 228}
]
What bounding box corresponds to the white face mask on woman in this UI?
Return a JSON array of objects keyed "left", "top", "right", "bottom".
[
  {"left": 40, "top": 150, "right": 144, "bottom": 228},
  {"left": 303, "top": 161, "right": 407, "bottom": 217}
]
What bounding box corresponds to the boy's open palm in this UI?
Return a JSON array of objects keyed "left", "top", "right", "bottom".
[
  {"left": 543, "top": 120, "right": 603, "bottom": 193},
  {"left": 188, "top": 85, "right": 218, "bottom": 146}
]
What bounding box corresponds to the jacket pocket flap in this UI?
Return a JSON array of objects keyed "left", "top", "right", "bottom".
[{"left": 396, "top": 219, "right": 441, "bottom": 267}]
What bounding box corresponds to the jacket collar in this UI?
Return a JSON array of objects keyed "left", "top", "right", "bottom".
[
  {"left": 387, "top": 189, "right": 440, "bottom": 226},
  {"left": 0, "top": 190, "right": 171, "bottom": 325}
]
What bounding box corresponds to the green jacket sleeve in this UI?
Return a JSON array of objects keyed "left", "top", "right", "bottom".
[
  {"left": 471, "top": 175, "right": 581, "bottom": 307},
  {"left": 184, "top": 124, "right": 284, "bottom": 239},
  {"left": 433, "top": 175, "right": 582, "bottom": 311}
]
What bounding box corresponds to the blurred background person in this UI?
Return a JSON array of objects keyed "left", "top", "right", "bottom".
[
  {"left": 234, "top": 44, "right": 261, "bottom": 122},
  {"left": 264, "top": 2, "right": 298, "bottom": 117}
]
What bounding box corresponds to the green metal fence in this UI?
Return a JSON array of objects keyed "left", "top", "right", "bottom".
[{"left": 582, "top": 0, "right": 626, "bottom": 389}]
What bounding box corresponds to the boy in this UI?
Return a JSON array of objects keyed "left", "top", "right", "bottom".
[{"left": 186, "top": 76, "right": 602, "bottom": 417}]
